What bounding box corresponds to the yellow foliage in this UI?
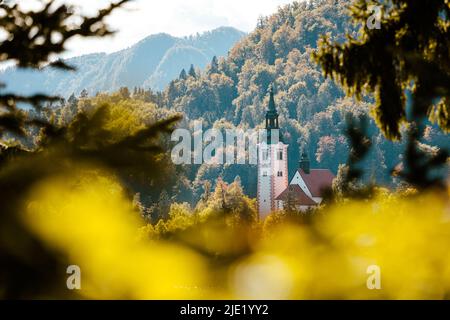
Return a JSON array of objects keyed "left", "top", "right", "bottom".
[
  {"left": 242, "top": 192, "right": 450, "bottom": 299},
  {"left": 23, "top": 169, "right": 210, "bottom": 299},
  {"left": 22, "top": 169, "right": 450, "bottom": 299},
  {"left": 76, "top": 93, "right": 167, "bottom": 144}
]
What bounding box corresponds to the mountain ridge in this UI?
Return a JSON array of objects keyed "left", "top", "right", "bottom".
[{"left": 0, "top": 26, "right": 245, "bottom": 97}]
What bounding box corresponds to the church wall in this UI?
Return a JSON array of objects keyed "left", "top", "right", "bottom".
[
  {"left": 272, "top": 143, "right": 289, "bottom": 200},
  {"left": 257, "top": 145, "right": 273, "bottom": 219}
]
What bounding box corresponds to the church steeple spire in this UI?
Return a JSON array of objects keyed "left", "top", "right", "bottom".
[
  {"left": 265, "top": 84, "right": 282, "bottom": 144},
  {"left": 268, "top": 85, "right": 277, "bottom": 113},
  {"left": 257, "top": 84, "right": 289, "bottom": 219},
  {"left": 265, "top": 84, "right": 279, "bottom": 130},
  {"left": 299, "top": 147, "right": 310, "bottom": 174}
]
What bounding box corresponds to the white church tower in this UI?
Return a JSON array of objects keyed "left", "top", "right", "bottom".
[{"left": 257, "top": 86, "right": 289, "bottom": 219}]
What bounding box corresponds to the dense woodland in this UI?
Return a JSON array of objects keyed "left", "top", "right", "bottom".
[
  {"left": 1, "top": 0, "right": 450, "bottom": 299},
  {"left": 33, "top": 0, "right": 449, "bottom": 219}
]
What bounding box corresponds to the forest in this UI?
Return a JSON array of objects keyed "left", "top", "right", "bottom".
[
  {"left": 0, "top": 0, "right": 449, "bottom": 300},
  {"left": 36, "top": 0, "right": 449, "bottom": 211}
]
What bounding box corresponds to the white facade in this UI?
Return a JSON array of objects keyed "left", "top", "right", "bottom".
[{"left": 257, "top": 142, "right": 289, "bottom": 219}]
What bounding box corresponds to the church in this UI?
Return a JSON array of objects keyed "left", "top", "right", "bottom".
[{"left": 257, "top": 87, "right": 335, "bottom": 219}]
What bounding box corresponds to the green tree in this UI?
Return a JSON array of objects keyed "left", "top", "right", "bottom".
[
  {"left": 314, "top": 0, "right": 450, "bottom": 139},
  {"left": 162, "top": 0, "right": 449, "bottom": 194},
  {"left": 68, "top": 93, "right": 78, "bottom": 108},
  {"left": 395, "top": 125, "right": 449, "bottom": 190},
  {"left": 314, "top": 0, "right": 449, "bottom": 190},
  {"left": 179, "top": 68, "right": 187, "bottom": 80},
  {"left": 188, "top": 64, "right": 197, "bottom": 78},
  {"left": 208, "top": 56, "right": 219, "bottom": 75},
  {"left": 166, "top": 80, "right": 178, "bottom": 104},
  {"left": 335, "top": 115, "right": 374, "bottom": 199},
  {"left": 80, "top": 89, "right": 89, "bottom": 98}
]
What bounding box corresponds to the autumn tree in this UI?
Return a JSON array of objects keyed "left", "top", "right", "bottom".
[{"left": 119, "top": 86, "right": 131, "bottom": 99}]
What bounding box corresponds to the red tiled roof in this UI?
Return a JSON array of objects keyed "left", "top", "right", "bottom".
[
  {"left": 275, "top": 184, "right": 317, "bottom": 206},
  {"left": 299, "top": 169, "right": 335, "bottom": 197}
]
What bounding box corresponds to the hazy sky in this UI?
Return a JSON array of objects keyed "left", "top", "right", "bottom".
[{"left": 17, "top": 0, "right": 295, "bottom": 57}]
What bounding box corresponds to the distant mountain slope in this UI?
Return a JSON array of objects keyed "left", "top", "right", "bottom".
[{"left": 0, "top": 26, "right": 245, "bottom": 96}]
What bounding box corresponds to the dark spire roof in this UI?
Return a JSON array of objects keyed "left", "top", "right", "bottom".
[
  {"left": 268, "top": 85, "right": 277, "bottom": 114},
  {"left": 301, "top": 147, "right": 309, "bottom": 160},
  {"left": 265, "top": 84, "right": 279, "bottom": 126},
  {"left": 264, "top": 84, "right": 283, "bottom": 144},
  {"left": 299, "top": 146, "right": 310, "bottom": 174}
]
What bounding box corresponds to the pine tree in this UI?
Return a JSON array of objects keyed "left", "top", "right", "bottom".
[
  {"left": 394, "top": 125, "right": 448, "bottom": 190},
  {"left": 80, "top": 89, "right": 89, "bottom": 98},
  {"left": 67, "top": 93, "right": 78, "bottom": 110},
  {"left": 333, "top": 114, "right": 374, "bottom": 199},
  {"left": 179, "top": 69, "right": 187, "bottom": 80},
  {"left": 208, "top": 56, "right": 219, "bottom": 75},
  {"left": 188, "top": 64, "right": 197, "bottom": 78},
  {"left": 167, "top": 81, "right": 177, "bottom": 104}
]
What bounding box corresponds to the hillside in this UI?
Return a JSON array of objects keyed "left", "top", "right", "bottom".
[
  {"left": 161, "top": 0, "right": 449, "bottom": 200},
  {"left": 21, "top": 0, "right": 448, "bottom": 204},
  {"left": 0, "top": 26, "right": 245, "bottom": 96}
]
